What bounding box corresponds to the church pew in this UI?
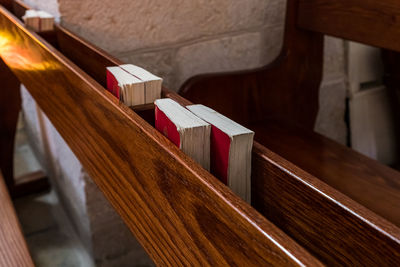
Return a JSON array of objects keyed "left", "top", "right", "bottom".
[
  {"left": 0, "top": 171, "right": 34, "bottom": 267},
  {"left": 0, "top": 5, "right": 321, "bottom": 266},
  {"left": 0, "top": 0, "right": 49, "bottom": 198},
  {"left": 2, "top": 1, "right": 400, "bottom": 265},
  {"left": 179, "top": 0, "right": 400, "bottom": 231}
]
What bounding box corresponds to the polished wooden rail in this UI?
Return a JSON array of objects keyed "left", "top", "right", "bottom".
[
  {"left": 0, "top": 171, "right": 34, "bottom": 267},
  {"left": 298, "top": 0, "right": 400, "bottom": 52},
  {"left": 179, "top": 0, "right": 400, "bottom": 245},
  {"left": 0, "top": 6, "right": 321, "bottom": 266},
  {"left": 2, "top": 1, "right": 400, "bottom": 265},
  {"left": 0, "top": 58, "right": 49, "bottom": 199}
]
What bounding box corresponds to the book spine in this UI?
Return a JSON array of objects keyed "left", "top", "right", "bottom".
[
  {"left": 106, "top": 70, "right": 120, "bottom": 99},
  {"left": 155, "top": 106, "right": 181, "bottom": 148}
]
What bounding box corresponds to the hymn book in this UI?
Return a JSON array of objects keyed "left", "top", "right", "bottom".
[
  {"left": 106, "top": 66, "right": 145, "bottom": 106},
  {"left": 120, "top": 64, "right": 162, "bottom": 104},
  {"left": 22, "top": 10, "right": 54, "bottom": 32},
  {"left": 106, "top": 64, "right": 162, "bottom": 106},
  {"left": 187, "top": 104, "right": 254, "bottom": 203},
  {"left": 155, "top": 99, "right": 211, "bottom": 170}
]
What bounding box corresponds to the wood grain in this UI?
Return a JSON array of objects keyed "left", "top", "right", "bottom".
[
  {"left": 5, "top": 1, "right": 400, "bottom": 264},
  {"left": 298, "top": 0, "right": 400, "bottom": 51},
  {"left": 251, "top": 121, "right": 400, "bottom": 227},
  {"left": 382, "top": 50, "right": 400, "bottom": 168},
  {"left": 179, "top": 0, "right": 323, "bottom": 130},
  {"left": 0, "top": 6, "right": 321, "bottom": 266},
  {"left": 56, "top": 24, "right": 122, "bottom": 87},
  {"left": 0, "top": 0, "right": 12, "bottom": 11},
  {"left": 21, "top": 8, "right": 400, "bottom": 264},
  {"left": 11, "top": 0, "right": 28, "bottom": 20},
  {"left": 0, "top": 171, "right": 34, "bottom": 267},
  {"left": 251, "top": 130, "right": 400, "bottom": 265},
  {"left": 0, "top": 58, "right": 20, "bottom": 191}
]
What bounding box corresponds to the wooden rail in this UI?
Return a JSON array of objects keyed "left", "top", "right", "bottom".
[
  {"left": 47, "top": 21, "right": 400, "bottom": 264},
  {"left": 1, "top": 1, "right": 400, "bottom": 265},
  {"left": 0, "top": 5, "right": 321, "bottom": 266},
  {"left": 298, "top": 0, "right": 400, "bottom": 51},
  {"left": 0, "top": 171, "right": 34, "bottom": 267}
]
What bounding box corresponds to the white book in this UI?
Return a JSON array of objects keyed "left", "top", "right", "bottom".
[
  {"left": 155, "top": 99, "right": 211, "bottom": 170},
  {"left": 106, "top": 66, "right": 145, "bottom": 106},
  {"left": 22, "top": 10, "right": 40, "bottom": 32},
  {"left": 37, "top": 11, "right": 54, "bottom": 31},
  {"left": 187, "top": 104, "right": 254, "bottom": 203},
  {"left": 120, "top": 64, "right": 162, "bottom": 104}
]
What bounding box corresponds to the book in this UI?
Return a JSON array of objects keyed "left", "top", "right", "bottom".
[
  {"left": 22, "top": 10, "right": 40, "bottom": 32},
  {"left": 22, "top": 10, "right": 54, "bottom": 32},
  {"left": 106, "top": 64, "right": 162, "bottom": 106},
  {"left": 187, "top": 104, "right": 254, "bottom": 203},
  {"left": 120, "top": 64, "right": 162, "bottom": 104},
  {"left": 155, "top": 98, "right": 211, "bottom": 170},
  {"left": 36, "top": 11, "right": 54, "bottom": 31},
  {"left": 106, "top": 66, "right": 145, "bottom": 106}
]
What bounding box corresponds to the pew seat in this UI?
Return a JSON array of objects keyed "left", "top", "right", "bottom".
[
  {"left": 250, "top": 120, "right": 400, "bottom": 227},
  {"left": 0, "top": 171, "right": 34, "bottom": 267}
]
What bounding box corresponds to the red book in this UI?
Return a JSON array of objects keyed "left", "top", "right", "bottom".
[
  {"left": 106, "top": 68, "right": 120, "bottom": 99},
  {"left": 187, "top": 104, "right": 254, "bottom": 203},
  {"left": 106, "top": 66, "right": 145, "bottom": 106},
  {"left": 154, "top": 99, "right": 211, "bottom": 170}
]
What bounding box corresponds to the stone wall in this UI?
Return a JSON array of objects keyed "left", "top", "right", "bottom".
[{"left": 20, "top": 0, "right": 347, "bottom": 266}]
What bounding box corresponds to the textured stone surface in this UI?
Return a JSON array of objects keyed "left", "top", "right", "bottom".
[
  {"left": 15, "top": 190, "right": 95, "bottom": 267},
  {"left": 315, "top": 78, "right": 347, "bottom": 145},
  {"left": 323, "top": 36, "right": 346, "bottom": 81},
  {"left": 119, "top": 49, "right": 177, "bottom": 89},
  {"left": 264, "top": 0, "right": 287, "bottom": 27},
  {"left": 175, "top": 31, "right": 263, "bottom": 89},
  {"left": 58, "top": 0, "right": 271, "bottom": 53}
]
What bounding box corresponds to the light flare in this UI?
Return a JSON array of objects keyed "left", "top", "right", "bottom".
[{"left": 0, "top": 30, "right": 59, "bottom": 71}]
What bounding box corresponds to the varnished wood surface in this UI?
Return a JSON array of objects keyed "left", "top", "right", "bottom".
[
  {"left": 20, "top": 8, "right": 400, "bottom": 264},
  {"left": 12, "top": 170, "right": 49, "bottom": 198},
  {"left": 251, "top": 121, "right": 400, "bottom": 227},
  {"left": 0, "top": 0, "right": 12, "bottom": 11},
  {"left": 179, "top": 0, "right": 323, "bottom": 130},
  {"left": 56, "top": 25, "right": 121, "bottom": 87},
  {"left": 382, "top": 50, "right": 400, "bottom": 167},
  {"left": 0, "top": 6, "right": 321, "bottom": 265},
  {"left": 251, "top": 133, "right": 400, "bottom": 265},
  {"left": 0, "top": 58, "right": 20, "bottom": 191},
  {"left": 0, "top": 0, "right": 50, "bottom": 198},
  {"left": 298, "top": 0, "right": 400, "bottom": 51},
  {"left": 161, "top": 93, "right": 400, "bottom": 265},
  {"left": 11, "top": 0, "right": 27, "bottom": 20},
  {"left": 0, "top": 171, "right": 34, "bottom": 267}
]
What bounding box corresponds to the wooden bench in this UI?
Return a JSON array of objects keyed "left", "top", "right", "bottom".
[
  {"left": 0, "top": 0, "right": 399, "bottom": 265},
  {"left": 180, "top": 0, "right": 400, "bottom": 228},
  {"left": 0, "top": 171, "right": 34, "bottom": 267}
]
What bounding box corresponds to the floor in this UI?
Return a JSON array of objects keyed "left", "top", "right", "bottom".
[{"left": 13, "top": 112, "right": 95, "bottom": 267}]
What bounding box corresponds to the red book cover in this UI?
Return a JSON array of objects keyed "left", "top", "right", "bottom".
[
  {"left": 210, "top": 126, "right": 231, "bottom": 185},
  {"left": 106, "top": 69, "right": 120, "bottom": 99},
  {"left": 155, "top": 106, "right": 180, "bottom": 147}
]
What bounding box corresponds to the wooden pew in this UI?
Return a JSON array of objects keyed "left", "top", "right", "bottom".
[
  {"left": 0, "top": 171, "right": 34, "bottom": 267},
  {"left": 180, "top": 0, "right": 400, "bottom": 228},
  {"left": 48, "top": 20, "right": 400, "bottom": 266},
  {"left": 0, "top": 0, "right": 49, "bottom": 198},
  {"left": 0, "top": 5, "right": 321, "bottom": 266},
  {"left": 1, "top": 1, "right": 400, "bottom": 265}
]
